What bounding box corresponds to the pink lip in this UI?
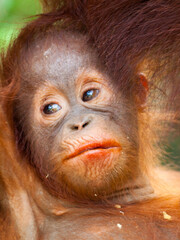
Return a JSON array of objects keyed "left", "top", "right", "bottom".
[{"left": 65, "top": 140, "right": 121, "bottom": 160}]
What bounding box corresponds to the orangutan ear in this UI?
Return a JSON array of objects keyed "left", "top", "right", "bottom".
[{"left": 135, "top": 73, "right": 149, "bottom": 111}]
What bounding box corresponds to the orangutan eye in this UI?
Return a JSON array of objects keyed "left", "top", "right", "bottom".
[
  {"left": 82, "top": 89, "right": 100, "bottom": 102},
  {"left": 43, "top": 103, "right": 61, "bottom": 114}
]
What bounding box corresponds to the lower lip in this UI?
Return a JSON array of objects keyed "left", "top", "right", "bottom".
[{"left": 66, "top": 147, "right": 121, "bottom": 163}]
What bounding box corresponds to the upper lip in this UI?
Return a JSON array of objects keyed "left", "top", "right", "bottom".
[{"left": 65, "top": 140, "right": 121, "bottom": 160}]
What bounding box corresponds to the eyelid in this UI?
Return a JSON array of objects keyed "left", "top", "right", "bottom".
[
  {"left": 81, "top": 82, "right": 102, "bottom": 94},
  {"left": 82, "top": 77, "right": 110, "bottom": 88},
  {"left": 41, "top": 100, "right": 60, "bottom": 111}
]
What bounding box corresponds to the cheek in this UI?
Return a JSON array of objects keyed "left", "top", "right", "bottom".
[{"left": 29, "top": 127, "right": 54, "bottom": 161}]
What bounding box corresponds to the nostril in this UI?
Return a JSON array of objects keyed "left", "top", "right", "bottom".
[
  {"left": 71, "top": 125, "right": 79, "bottom": 130},
  {"left": 71, "top": 120, "right": 91, "bottom": 131},
  {"left": 82, "top": 121, "right": 89, "bottom": 128}
]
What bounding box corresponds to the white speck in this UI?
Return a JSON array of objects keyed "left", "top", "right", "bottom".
[
  {"left": 94, "top": 194, "right": 97, "bottom": 197},
  {"left": 114, "top": 204, "right": 121, "bottom": 209},
  {"left": 43, "top": 48, "right": 52, "bottom": 57},
  {"left": 46, "top": 174, "right": 49, "bottom": 179},
  {"left": 163, "top": 211, "right": 172, "bottom": 220},
  {"left": 120, "top": 211, "right": 124, "bottom": 215},
  {"left": 117, "top": 223, "right": 122, "bottom": 229}
]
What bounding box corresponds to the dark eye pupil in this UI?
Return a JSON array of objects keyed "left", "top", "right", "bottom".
[
  {"left": 43, "top": 103, "right": 61, "bottom": 114},
  {"left": 82, "top": 89, "right": 99, "bottom": 102}
]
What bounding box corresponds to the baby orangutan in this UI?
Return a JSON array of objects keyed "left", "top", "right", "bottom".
[{"left": 0, "top": 18, "right": 180, "bottom": 240}]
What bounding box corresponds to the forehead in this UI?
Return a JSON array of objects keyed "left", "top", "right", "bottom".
[{"left": 24, "top": 32, "right": 101, "bottom": 90}]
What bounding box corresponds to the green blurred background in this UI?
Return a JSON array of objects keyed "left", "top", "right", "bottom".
[
  {"left": 0, "top": 0, "right": 179, "bottom": 168},
  {"left": 0, "top": 0, "right": 41, "bottom": 47}
]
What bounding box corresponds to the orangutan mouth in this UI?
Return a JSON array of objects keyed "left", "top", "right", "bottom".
[{"left": 65, "top": 140, "right": 121, "bottom": 160}]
